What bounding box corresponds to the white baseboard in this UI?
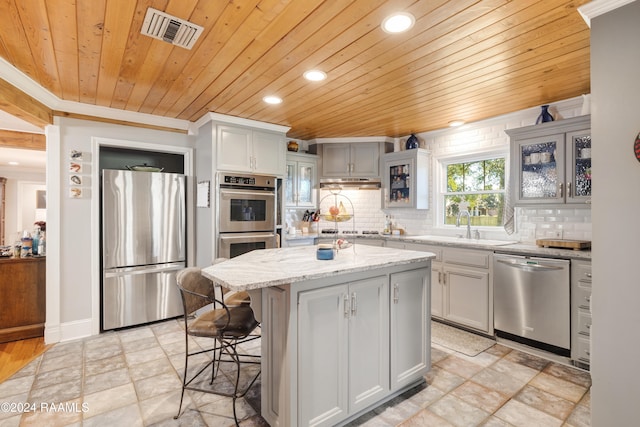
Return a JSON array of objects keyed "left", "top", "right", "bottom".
[{"left": 44, "top": 318, "right": 94, "bottom": 344}]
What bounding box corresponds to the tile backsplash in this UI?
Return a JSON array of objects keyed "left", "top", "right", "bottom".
[{"left": 516, "top": 206, "right": 592, "bottom": 242}]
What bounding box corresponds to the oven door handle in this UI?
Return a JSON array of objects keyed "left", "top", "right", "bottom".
[
  {"left": 219, "top": 232, "right": 276, "bottom": 241},
  {"left": 496, "top": 259, "right": 564, "bottom": 271},
  {"left": 221, "top": 189, "right": 274, "bottom": 198}
]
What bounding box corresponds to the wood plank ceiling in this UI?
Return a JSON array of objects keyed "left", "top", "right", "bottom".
[{"left": 0, "top": 0, "right": 591, "bottom": 140}]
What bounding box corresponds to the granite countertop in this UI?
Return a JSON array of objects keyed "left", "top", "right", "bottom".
[
  {"left": 202, "top": 245, "right": 435, "bottom": 291},
  {"left": 283, "top": 231, "right": 591, "bottom": 260}
]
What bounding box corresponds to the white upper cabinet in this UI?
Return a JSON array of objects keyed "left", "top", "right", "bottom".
[
  {"left": 321, "top": 143, "right": 381, "bottom": 178},
  {"left": 216, "top": 124, "right": 286, "bottom": 176},
  {"left": 506, "top": 115, "right": 591, "bottom": 205},
  {"left": 383, "top": 149, "right": 430, "bottom": 209},
  {"left": 285, "top": 152, "right": 317, "bottom": 208}
]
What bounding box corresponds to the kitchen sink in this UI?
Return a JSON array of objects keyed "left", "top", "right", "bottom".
[{"left": 409, "top": 235, "right": 516, "bottom": 246}]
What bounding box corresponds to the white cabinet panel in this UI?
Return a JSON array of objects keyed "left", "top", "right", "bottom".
[
  {"left": 298, "top": 285, "right": 349, "bottom": 427},
  {"left": 444, "top": 266, "right": 489, "bottom": 332},
  {"left": 348, "top": 277, "right": 389, "bottom": 413},
  {"left": 390, "top": 269, "right": 430, "bottom": 390},
  {"left": 253, "top": 131, "right": 286, "bottom": 175},
  {"left": 298, "top": 275, "right": 389, "bottom": 426},
  {"left": 217, "top": 125, "right": 285, "bottom": 175},
  {"left": 321, "top": 143, "right": 380, "bottom": 178},
  {"left": 217, "top": 125, "right": 253, "bottom": 172}
]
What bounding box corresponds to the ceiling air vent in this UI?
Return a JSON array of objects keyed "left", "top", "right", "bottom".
[{"left": 141, "top": 8, "right": 203, "bottom": 50}]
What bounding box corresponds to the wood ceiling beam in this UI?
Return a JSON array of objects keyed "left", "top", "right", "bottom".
[
  {"left": 0, "top": 78, "right": 52, "bottom": 129},
  {"left": 0, "top": 129, "right": 45, "bottom": 150}
]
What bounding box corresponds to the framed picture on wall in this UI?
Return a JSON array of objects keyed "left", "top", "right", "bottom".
[{"left": 36, "top": 190, "right": 46, "bottom": 209}]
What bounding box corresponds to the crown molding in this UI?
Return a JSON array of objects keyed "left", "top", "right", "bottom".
[
  {"left": 0, "top": 57, "right": 190, "bottom": 132},
  {"left": 308, "top": 136, "right": 394, "bottom": 144},
  {"left": 193, "top": 112, "right": 291, "bottom": 134},
  {"left": 578, "top": 0, "right": 637, "bottom": 27}
]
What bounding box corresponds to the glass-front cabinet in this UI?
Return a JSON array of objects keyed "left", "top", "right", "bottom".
[
  {"left": 506, "top": 115, "right": 591, "bottom": 205},
  {"left": 569, "top": 131, "right": 592, "bottom": 200},
  {"left": 383, "top": 149, "right": 429, "bottom": 209},
  {"left": 285, "top": 152, "right": 317, "bottom": 207}
]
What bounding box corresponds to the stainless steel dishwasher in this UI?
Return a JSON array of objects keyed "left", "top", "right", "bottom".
[{"left": 493, "top": 253, "right": 570, "bottom": 356}]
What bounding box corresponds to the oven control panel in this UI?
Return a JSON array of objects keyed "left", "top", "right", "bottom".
[{"left": 219, "top": 173, "right": 275, "bottom": 189}]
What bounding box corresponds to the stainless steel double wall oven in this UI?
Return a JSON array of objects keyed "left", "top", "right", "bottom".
[{"left": 217, "top": 172, "right": 277, "bottom": 258}]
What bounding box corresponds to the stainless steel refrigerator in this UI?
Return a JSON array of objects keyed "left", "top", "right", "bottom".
[{"left": 101, "top": 169, "right": 186, "bottom": 330}]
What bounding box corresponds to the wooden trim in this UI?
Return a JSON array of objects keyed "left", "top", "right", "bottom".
[
  {"left": 0, "top": 130, "right": 46, "bottom": 150},
  {"left": 52, "top": 111, "right": 189, "bottom": 134},
  {"left": 0, "top": 78, "right": 52, "bottom": 128},
  {"left": 0, "top": 324, "right": 45, "bottom": 344}
]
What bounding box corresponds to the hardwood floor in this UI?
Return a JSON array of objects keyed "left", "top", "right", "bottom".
[{"left": 0, "top": 337, "right": 51, "bottom": 383}]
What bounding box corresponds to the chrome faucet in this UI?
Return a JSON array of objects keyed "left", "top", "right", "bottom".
[{"left": 456, "top": 210, "right": 472, "bottom": 239}]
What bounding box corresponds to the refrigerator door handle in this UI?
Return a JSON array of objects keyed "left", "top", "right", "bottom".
[{"left": 104, "top": 262, "right": 185, "bottom": 277}]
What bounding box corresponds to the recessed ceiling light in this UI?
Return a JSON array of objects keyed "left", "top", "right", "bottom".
[
  {"left": 449, "top": 120, "right": 465, "bottom": 127},
  {"left": 304, "top": 70, "right": 327, "bottom": 81},
  {"left": 263, "top": 96, "right": 282, "bottom": 105},
  {"left": 381, "top": 12, "right": 415, "bottom": 34},
  {"left": 8, "top": 161, "right": 19, "bottom": 166}
]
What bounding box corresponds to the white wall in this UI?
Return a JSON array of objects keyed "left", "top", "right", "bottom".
[
  {"left": 48, "top": 117, "right": 193, "bottom": 342},
  {"left": 590, "top": 1, "right": 640, "bottom": 424},
  {"left": 194, "top": 121, "right": 214, "bottom": 267}
]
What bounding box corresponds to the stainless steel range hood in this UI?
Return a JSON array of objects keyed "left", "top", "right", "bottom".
[{"left": 319, "top": 178, "right": 381, "bottom": 190}]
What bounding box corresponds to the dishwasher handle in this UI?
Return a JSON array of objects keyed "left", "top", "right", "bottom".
[{"left": 496, "top": 258, "right": 564, "bottom": 271}]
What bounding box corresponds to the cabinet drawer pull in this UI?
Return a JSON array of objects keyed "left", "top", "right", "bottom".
[
  {"left": 344, "top": 294, "right": 350, "bottom": 317},
  {"left": 438, "top": 271, "right": 441, "bottom": 283},
  {"left": 579, "top": 331, "right": 591, "bottom": 337},
  {"left": 351, "top": 292, "right": 357, "bottom": 316},
  {"left": 567, "top": 181, "right": 572, "bottom": 198},
  {"left": 393, "top": 284, "right": 399, "bottom": 304},
  {"left": 559, "top": 182, "right": 563, "bottom": 198}
]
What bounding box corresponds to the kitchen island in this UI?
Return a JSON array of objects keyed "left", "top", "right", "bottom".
[{"left": 202, "top": 245, "right": 434, "bottom": 427}]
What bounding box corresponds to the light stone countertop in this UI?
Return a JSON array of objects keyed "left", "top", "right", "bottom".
[
  {"left": 202, "top": 245, "right": 435, "bottom": 291},
  {"left": 284, "top": 232, "right": 591, "bottom": 260}
]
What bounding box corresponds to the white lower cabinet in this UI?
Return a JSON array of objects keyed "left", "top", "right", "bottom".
[
  {"left": 261, "top": 262, "right": 431, "bottom": 427},
  {"left": 571, "top": 260, "right": 592, "bottom": 366},
  {"left": 390, "top": 269, "right": 430, "bottom": 390},
  {"left": 437, "top": 247, "right": 491, "bottom": 333},
  {"left": 385, "top": 241, "right": 491, "bottom": 334},
  {"left": 298, "top": 276, "right": 389, "bottom": 427}
]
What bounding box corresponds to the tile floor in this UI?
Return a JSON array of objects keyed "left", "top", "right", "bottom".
[{"left": 0, "top": 319, "right": 591, "bottom": 426}]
